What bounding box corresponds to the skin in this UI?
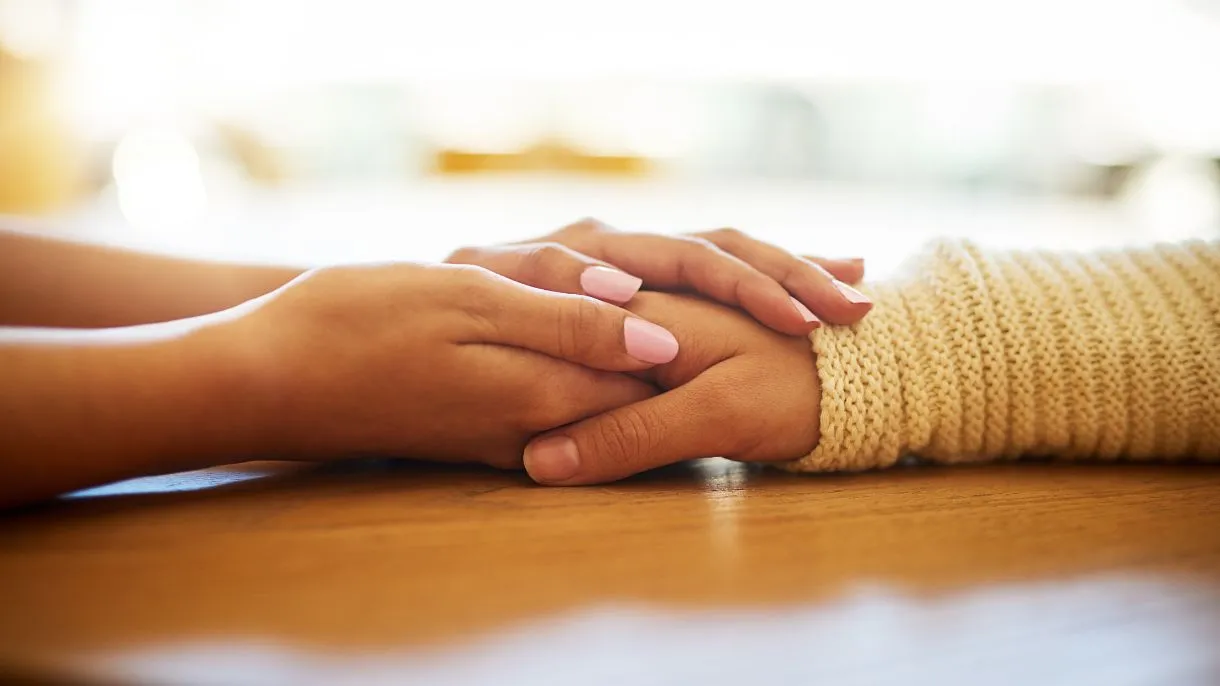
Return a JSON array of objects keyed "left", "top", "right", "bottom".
[
  {"left": 1, "top": 288, "right": 819, "bottom": 506},
  {"left": 0, "top": 263, "right": 661, "bottom": 508},
  {"left": 0, "top": 217, "right": 866, "bottom": 332},
  {"left": 449, "top": 217, "right": 870, "bottom": 333},
  {"left": 0, "top": 226, "right": 303, "bottom": 328},
  {"left": 524, "top": 292, "right": 822, "bottom": 485},
  {"left": 0, "top": 217, "right": 857, "bottom": 506}
]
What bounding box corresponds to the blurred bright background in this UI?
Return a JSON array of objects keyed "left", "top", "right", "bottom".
[{"left": 2, "top": 0, "right": 1219, "bottom": 274}]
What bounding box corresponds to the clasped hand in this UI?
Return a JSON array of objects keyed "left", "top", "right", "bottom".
[{"left": 201, "top": 219, "right": 866, "bottom": 482}]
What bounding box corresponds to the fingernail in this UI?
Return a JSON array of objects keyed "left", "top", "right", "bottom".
[
  {"left": 790, "top": 296, "right": 821, "bottom": 326},
  {"left": 833, "top": 280, "right": 872, "bottom": 305},
  {"left": 623, "top": 318, "right": 679, "bottom": 364},
  {"left": 580, "top": 266, "right": 643, "bottom": 303},
  {"left": 525, "top": 436, "right": 580, "bottom": 483}
]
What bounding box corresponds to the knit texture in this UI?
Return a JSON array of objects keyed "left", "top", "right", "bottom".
[{"left": 785, "top": 239, "right": 1220, "bottom": 472}]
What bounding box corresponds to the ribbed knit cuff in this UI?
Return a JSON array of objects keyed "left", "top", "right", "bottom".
[
  {"left": 779, "top": 279, "right": 917, "bottom": 472},
  {"left": 782, "top": 238, "right": 1220, "bottom": 472}
]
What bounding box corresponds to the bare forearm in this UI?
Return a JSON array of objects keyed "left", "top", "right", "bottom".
[
  {"left": 0, "top": 225, "right": 304, "bottom": 328},
  {"left": 0, "top": 323, "right": 263, "bottom": 508}
]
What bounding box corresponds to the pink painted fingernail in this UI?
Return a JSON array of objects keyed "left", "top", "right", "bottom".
[
  {"left": 623, "top": 318, "right": 679, "bottom": 364},
  {"left": 790, "top": 296, "right": 821, "bottom": 326},
  {"left": 580, "top": 266, "right": 643, "bottom": 303},
  {"left": 833, "top": 280, "right": 872, "bottom": 305},
  {"left": 525, "top": 436, "right": 580, "bottom": 483}
]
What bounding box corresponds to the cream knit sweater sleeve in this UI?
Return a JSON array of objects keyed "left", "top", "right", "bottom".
[{"left": 785, "top": 238, "right": 1220, "bottom": 472}]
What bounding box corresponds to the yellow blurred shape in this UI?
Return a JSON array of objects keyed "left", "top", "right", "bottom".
[
  {"left": 216, "top": 124, "right": 289, "bottom": 186},
  {"left": 0, "top": 48, "right": 80, "bottom": 214},
  {"left": 435, "top": 138, "right": 651, "bottom": 176}
]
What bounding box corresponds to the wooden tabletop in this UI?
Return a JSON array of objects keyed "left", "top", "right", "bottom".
[{"left": 2, "top": 458, "right": 1219, "bottom": 685}]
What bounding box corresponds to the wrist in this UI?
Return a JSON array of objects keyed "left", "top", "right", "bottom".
[
  {"left": 0, "top": 324, "right": 263, "bottom": 506},
  {"left": 171, "top": 316, "right": 284, "bottom": 463},
  {"left": 784, "top": 280, "right": 911, "bottom": 472}
]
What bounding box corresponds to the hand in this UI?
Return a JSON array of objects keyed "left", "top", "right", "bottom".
[
  {"left": 446, "top": 218, "right": 870, "bottom": 336},
  {"left": 521, "top": 292, "right": 821, "bottom": 484},
  {"left": 203, "top": 262, "right": 677, "bottom": 468}
]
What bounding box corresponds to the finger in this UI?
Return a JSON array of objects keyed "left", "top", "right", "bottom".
[
  {"left": 448, "top": 345, "right": 657, "bottom": 470},
  {"left": 525, "top": 354, "right": 659, "bottom": 429},
  {"left": 467, "top": 344, "right": 659, "bottom": 428},
  {"left": 449, "top": 243, "right": 644, "bottom": 304},
  {"left": 569, "top": 232, "right": 819, "bottom": 336},
  {"left": 696, "top": 228, "right": 872, "bottom": 326},
  {"left": 523, "top": 375, "right": 741, "bottom": 485},
  {"left": 454, "top": 268, "right": 679, "bottom": 372},
  {"left": 803, "top": 256, "right": 865, "bottom": 284}
]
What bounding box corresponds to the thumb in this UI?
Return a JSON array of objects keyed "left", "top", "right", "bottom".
[
  {"left": 448, "top": 243, "right": 644, "bottom": 303},
  {"left": 523, "top": 379, "right": 736, "bottom": 485}
]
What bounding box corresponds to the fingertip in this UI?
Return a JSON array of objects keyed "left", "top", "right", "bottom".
[
  {"left": 790, "top": 283, "right": 872, "bottom": 327},
  {"left": 736, "top": 275, "right": 818, "bottom": 336},
  {"left": 524, "top": 435, "right": 581, "bottom": 484},
  {"left": 830, "top": 305, "right": 872, "bottom": 325},
  {"left": 815, "top": 298, "right": 873, "bottom": 326},
  {"left": 789, "top": 296, "right": 822, "bottom": 329},
  {"left": 623, "top": 317, "right": 680, "bottom": 365},
  {"left": 832, "top": 279, "right": 872, "bottom": 307},
  {"left": 791, "top": 269, "right": 873, "bottom": 326}
]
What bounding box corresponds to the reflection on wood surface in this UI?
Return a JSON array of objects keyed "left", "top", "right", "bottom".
[{"left": 1, "top": 458, "right": 1218, "bottom": 684}]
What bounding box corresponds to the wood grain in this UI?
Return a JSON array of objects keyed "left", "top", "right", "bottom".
[{"left": 2, "top": 458, "right": 1219, "bottom": 684}]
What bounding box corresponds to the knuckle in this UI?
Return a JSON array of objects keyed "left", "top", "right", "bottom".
[
  {"left": 521, "top": 243, "right": 571, "bottom": 283},
  {"left": 556, "top": 297, "right": 604, "bottom": 360},
  {"left": 556, "top": 216, "right": 613, "bottom": 241},
  {"left": 672, "top": 236, "right": 732, "bottom": 284},
  {"left": 449, "top": 264, "right": 496, "bottom": 296},
  {"left": 536, "top": 242, "right": 572, "bottom": 263},
  {"left": 592, "top": 406, "right": 660, "bottom": 466},
  {"left": 682, "top": 236, "right": 725, "bottom": 260},
  {"left": 445, "top": 245, "right": 481, "bottom": 264},
  {"left": 703, "top": 227, "right": 747, "bottom": 248},
  {"left": 448, "top": 266, "right": 503, "bottom": 328},
  {"left": 776, "top": 258, "right": 806, "bottom": 284},
  {"left": 803, "top": 259, "right": 835, "bottom": 281},
  {"left": 571, "top": 216, "right": 609, "bottom": 233}
]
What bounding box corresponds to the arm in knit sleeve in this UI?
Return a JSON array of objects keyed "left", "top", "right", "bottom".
[{"left": 784, "top": 239, "right": 1220, "bottom": 472}]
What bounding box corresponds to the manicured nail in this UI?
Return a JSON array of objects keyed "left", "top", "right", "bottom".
[
  {"left": 580, "top": 266, "right": 643, "bottom": 303},
  {"left": 623, "top": 318, "right": 679, "bottom": 364},
  {"left": 790, "top": 296, "right": 821, "bottom": 326},
  {"left": 833, "top": 280, "right": 872, "bottom": 305},
  {"left": 525, "top": 436, "right": 580, "bottom": 483}
]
